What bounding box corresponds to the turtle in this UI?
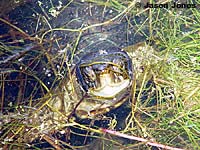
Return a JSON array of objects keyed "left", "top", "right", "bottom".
[
  {"left": 48, "top": 34, "right": 134, "bottom": 119},
  {"left": 29, "top": 1, "right": 141, "bottom": 120}
]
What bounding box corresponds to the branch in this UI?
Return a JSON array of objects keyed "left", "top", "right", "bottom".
[{"left": 100, "top": 128, "right": 184, "bottom": 150}]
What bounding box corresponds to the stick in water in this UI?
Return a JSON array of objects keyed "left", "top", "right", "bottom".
[{"left": 100, "top": 128, "right": 184, "bottom": 150}]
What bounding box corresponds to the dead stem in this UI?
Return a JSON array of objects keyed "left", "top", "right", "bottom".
[
  {"left": 101, "top": 128, "right": 184, "bottom": 150},
  {"left": 41, "top": 134, "right": 62, "bottom": 150}
]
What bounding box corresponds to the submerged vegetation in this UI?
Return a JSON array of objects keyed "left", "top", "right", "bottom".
[{"left": 0, "top": 0, "right": 200, "bottom": 149}]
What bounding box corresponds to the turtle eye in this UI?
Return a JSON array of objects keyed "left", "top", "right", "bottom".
[
  {"left": 82, "top": 66, "right": 96, "bottom": 81},
  {"left": 81, "top": 66, "right": 98, "bottom": 89}
]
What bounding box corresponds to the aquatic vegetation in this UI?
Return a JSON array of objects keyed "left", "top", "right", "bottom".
[{"left": 0, "top": 0, "right": 199, "bottom": 149}]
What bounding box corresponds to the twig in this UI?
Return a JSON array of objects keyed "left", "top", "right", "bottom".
[
  {"left": 100, "top": 128, "right": 184, "bottom": 150},
  {"left": 0, "top": 45, "right": 34, "bottom": 65},
  {"left": 42, "top": 134, "right": 62, "bottom": 150}
]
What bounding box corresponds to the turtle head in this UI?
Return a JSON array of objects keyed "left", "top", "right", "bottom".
[{"left": 75, "top": 47, "right": 133, "bottom": 118}]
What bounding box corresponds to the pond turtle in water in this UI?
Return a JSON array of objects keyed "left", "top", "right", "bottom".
[
  {"left": 0, "top": 0, "right": 151, "bottom": 121},
  {"left": 39, "top": 2, "right": 142, "bottom": 120},
  {"left": 48, "top": 37, "right": 157, "bottom": 121},
  {"left": 49, "top": 34, "right": 134, "bottom": 119}
]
